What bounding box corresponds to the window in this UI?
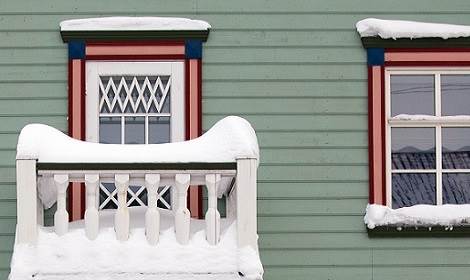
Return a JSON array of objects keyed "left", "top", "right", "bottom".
[{"left": 386, "top": 70, "right": 470, "bottom": 208}]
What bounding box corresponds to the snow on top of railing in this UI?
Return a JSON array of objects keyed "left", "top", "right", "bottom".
[
  {"left": 16, "top": 116, "right": 258, "bottom": 163},
  {"left": 60, "top": 17, "right": 211, "bottom": 31},
  {"left": 356, "top": 18, "right": 470, "bottom": 39}
]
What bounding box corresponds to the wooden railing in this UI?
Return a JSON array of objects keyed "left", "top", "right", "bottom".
[{"left": 16, "top": 158, "right": 258, "bottom": 250}]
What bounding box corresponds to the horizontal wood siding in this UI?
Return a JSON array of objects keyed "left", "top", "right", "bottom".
[{"left": 2, "top": 0, "right": 470, "bottom": 279}]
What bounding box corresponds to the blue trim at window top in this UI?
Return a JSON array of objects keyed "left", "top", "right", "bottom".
[{"left": 367, "top": 48, "right": 385, "bottom": 66}]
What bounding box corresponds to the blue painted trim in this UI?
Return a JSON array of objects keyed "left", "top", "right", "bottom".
[
  {"left": 68, "top": 41, "right": 85, "bottom": 59},
  {"left": 185, "top": 40, "right": 202, "bottom": 59},
  {"left": 367, "top": 48, "right": 385, "bottom": 66}
]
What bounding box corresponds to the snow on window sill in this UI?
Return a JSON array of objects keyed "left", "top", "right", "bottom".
[{"left": 364, "top": 204, "right": 470, "bottom": 231}]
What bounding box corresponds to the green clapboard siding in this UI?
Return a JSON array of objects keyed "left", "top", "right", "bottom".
[{"left": 2, "top": 0, "right": 470, "bottom": 279}]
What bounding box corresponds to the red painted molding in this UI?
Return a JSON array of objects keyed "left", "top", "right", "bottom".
[
  {"left": 368, "top": 65, "right": 385, "bottom": 205},
  {"left": 68, "top": 42, "right": 204, "bottom": 220},
  {"left": 68, "top": 59, "right": 86, "bottom": 221}
]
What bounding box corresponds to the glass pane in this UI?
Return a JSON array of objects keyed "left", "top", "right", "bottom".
[
  {"left": 148, "top": 116, "right": 170, "bottom": 144},
  {"left": 442, "top": 75, "right": 470, "bottom": 116},
  {"left": 391, "top": 128, "right": 435, "bottom": 169},
  {"left": 125, "top": 116, "right": 145, "bottom": 144},
  {"left": 443, "top": 173, "right": 470, "bottom": 204},
  {"left": 99, "top": 117, "right": 121, "bottom": 144},
  {"left": 442, "top": 128, "right": 470, "bottom": 169},
  {"left": 391, "top": 75, "right": 435, "bottom": 117},
  {"left": 392, "top": 173, "right": 436, "bottom": 209}
]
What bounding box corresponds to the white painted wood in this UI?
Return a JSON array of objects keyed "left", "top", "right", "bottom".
[
  {"left": 174, "top": 174, "right": 190, "bottom": 245},
  {"left": 145, "top": 174, "right": 161, "bottom": 245},
  {"left": 205, "top": 174, "right": 221, "bottom": 245},
  {"left": 16, "top": 159, "right": 38, "bottom": 244},
  {"left": 226, "top": 185, "right": 237, "bottom": 221},
  {"left": 236, "top": 158, "right": 258, "bottom": 250},
  {"left": 54, "top": 174, "right": 69, "bottom": 236},
  {"left": 114, "top": 174, "right": 130, "bottom": 241},
  {"left": 85, "top": 61, "right": 185, "bottom": 143},
  {"left": 37, "top": 197, "right": 44, "bottom": 226},
  {"left": 85, "top": 174, "right": 100, "bottom": 240}
]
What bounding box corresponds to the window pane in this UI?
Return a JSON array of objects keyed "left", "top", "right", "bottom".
[
  {"left": 148, "top": 116, "right": 170, "bottom": 144},
  {"left": 124, "top": 116, "right": 145, "bottom": 144},
  {"left": 391, "top": 75, "right": 434, "bottom": 117},
  {"left": 442, "top": 75, "right": 470, "bottom": 116},
  {"left": 442, "top": 128, "right": 470, "bottom": 169},
  {"left": 392, "top": 173, "right": 436, "bottom": 209},
  {"left": 99, "top": 117, "right": 121, "bottom": 144},
  {"left": 443, "top": 173, "right": 470, "bottom": 204},
  {"left": 391, "top": 128, "right": 435, "bottom": 169}
]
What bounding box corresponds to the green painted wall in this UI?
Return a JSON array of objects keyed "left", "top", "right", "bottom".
[{"left": 2, "top": 0, "right": 470, "bottom": 279}]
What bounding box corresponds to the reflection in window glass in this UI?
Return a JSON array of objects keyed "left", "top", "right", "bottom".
[
  {"left": 443, "top": 173, "right": 470, "bottom": 204},
  {"left": 442, "top": 128, "right": 470, "bottom": 169},
  {"left": 391, "top": 75, "right": 434, "bottom": 117},
  {"left": 392, "top": 173, "right": 436, "bottom": 209},
  {"left": 149, "top": 116, "right": 170, "bottom": 144},
  {"left": 442, "top": 75, "right": 470, "bottom": 116},
  {"left": 125, "top": 117, "right": 145, "bottom": 144},
  {"left": 99, "top": 117, "right": 121, "bottom": 144},
  {"left": 391, "top": 128, "right": 435, "bottom": 169}
]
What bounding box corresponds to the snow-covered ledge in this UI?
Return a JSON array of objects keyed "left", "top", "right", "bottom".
[
  {"left": 60, "top": 16, "right": 211, "bottom": 42},
  {"left": 365, "top": 204, "right": 470, "bottom": 230},
  {"left": 356, "top": 18, "right": 470, "bottom": 40},
  {"left": 60, "top": 17, "right": 211, "bottom": 32},
  {"left": 13, "top": 116, "right": 263, "bottom": 279}
]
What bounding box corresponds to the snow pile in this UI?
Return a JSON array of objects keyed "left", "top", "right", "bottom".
[
  {"left": 9, "top": 207, "right": 263, "bottom": 280},
  {"left": 365, "top": 204, "right": 470, "bottom": 229},
  {"left": 60, "top": 17, "right": 211, "bottom": 31},
  {"left": 356, "top": 18, "right": 470, "bottom": 39},
  {"left": 392, "top": 114, "right": 470, "bottom": 121},
  {"left": 17, "top": 116, "right": 259, "bottom": 163}
]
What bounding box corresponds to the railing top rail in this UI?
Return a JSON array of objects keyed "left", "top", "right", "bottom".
[{"left": 36, "top": 162, "right": 237, "bottom": 171}]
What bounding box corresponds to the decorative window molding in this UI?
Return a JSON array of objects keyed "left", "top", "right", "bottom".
[
  {"left": 361, "top": 26, "right": 470, "bottom": 207},
  {"left": 60, "top": 17, "right": 210, "bottom": 220}
]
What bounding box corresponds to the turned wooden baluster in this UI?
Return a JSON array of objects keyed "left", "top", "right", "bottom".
[
  {"left": 145, "top": 174, "right": 160, "bottom": 245},
  {"left": 114, "top": 174, "right": 130, "bottom": 241},
  {"left": 54, "top": 174, "right": 69, "bottom": 236},
  {"left": 205, "top": 174, "right": 221, "bottom": 245},
  {"left": 84, "top": 174, "right": 99, "bottom": 240},
  {"left": 174, "top": 174, "right": 190, "bottom": 244}
]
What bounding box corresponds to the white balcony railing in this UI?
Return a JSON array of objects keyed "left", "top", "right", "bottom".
[{"left": 13, "top": 116, "right": 263, "bottom": 279}]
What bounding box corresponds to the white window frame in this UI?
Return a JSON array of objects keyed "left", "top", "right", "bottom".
[
  {"left": 385, "top": 67, "right": 470, "bottom": 208},
  {"left": 85, "top": 61, "right": 185, "bottom": 144}
]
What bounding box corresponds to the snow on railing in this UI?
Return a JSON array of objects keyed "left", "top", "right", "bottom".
[{"left": 15, "top": 117, "right": 260, "bottom": 250}]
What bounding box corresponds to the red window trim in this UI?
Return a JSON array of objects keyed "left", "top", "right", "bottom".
[
  {"left": 368, "top": 48, "right": 470, "bottom": 205},
  {"left": 68, "top": 41, "right": 203, "bottom": 220}
]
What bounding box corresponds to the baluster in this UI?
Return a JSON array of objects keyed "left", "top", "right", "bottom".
[
  {"left": 114, "top": 174, "right": 130, "bottom": 241},
  {"left": 174, "top": 174, "right": 190, "bottom": 244},
  {"left": 205, "top": 174, "right": 221, "bottom": 245},
  {"left": 84, "top": 174, "right": 99, "bottom": 240},
  {"left": 54, "top": 174, "right": 69, "bottom": 236},
  {"left": 145, "top": 174, "right": 160, "bottom": 245}
]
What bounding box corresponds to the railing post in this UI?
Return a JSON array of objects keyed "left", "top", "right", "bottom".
[
  {"left": 205, "top": 174, "right": 221, "bottom": 245},
  {"left": 16, "top": 159, "right": 38, "bottom": 244},
  {"left": 54, "top": 174, "right": 69, "bottom": 236},
  {"left": 145, "top": 174, "right": 160, "bottom": 245},
  {"left": 174, "top": 174, "right": 190, "bottom": 244},
  {"left": 85, "top": 174, "right": 99, "bottom": 240},
  {"left": 236, "top": 157, "right": 258, "bottom": 250},
  {"left": 114, "top": 174, "right": 130, "bottom": 241}
]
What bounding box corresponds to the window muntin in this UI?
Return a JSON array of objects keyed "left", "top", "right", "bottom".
[{"left": 386, "top": 69, "right": 470, "bottom": 208}]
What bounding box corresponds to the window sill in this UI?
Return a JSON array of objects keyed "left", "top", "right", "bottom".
[{"left": 367, "top": 225, "right": 470, "bottom": 237}]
